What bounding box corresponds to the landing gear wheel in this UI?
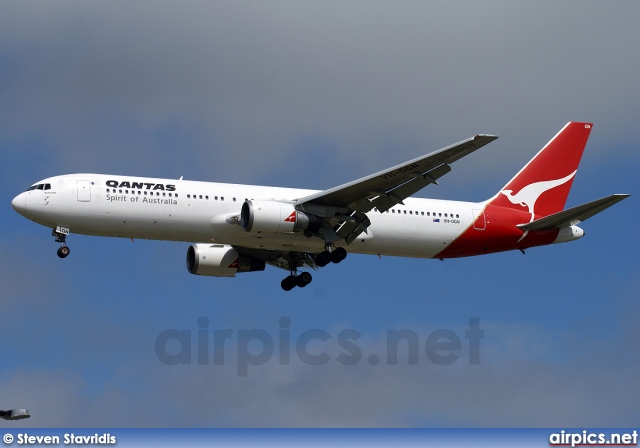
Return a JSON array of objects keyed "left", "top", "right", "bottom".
[
  {"left": 331, "top": 247, "right": 347, "bottom": 264},
  {"left": 296, "top": 272, "right": 312, "bottom": 287},
  {"left": 57, "top": 246, "right": 70, "bottom": 259},
  {"left": 281, "top": 275, "right": 297, "bottom": 291},
  {"left": 315, "top": 251, "right": 331, "bottom": 267}
]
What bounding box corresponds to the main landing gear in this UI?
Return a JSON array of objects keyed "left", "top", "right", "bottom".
[
  {"left": 280, "top": 247, "right": 348, "bottom": 291},
  {"left": 281, "top": 271, "right": 312, "bottom": 291},
  {"left": 314, "top": 247, "right": 347, "bottom": 267},
  {"left": 52, "top": 227, "right": 70, "bottom": 259}
]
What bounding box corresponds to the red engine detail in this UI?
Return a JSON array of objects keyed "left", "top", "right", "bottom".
[{"left": 240, "top": 200, "right": 322, "bottom": 234}]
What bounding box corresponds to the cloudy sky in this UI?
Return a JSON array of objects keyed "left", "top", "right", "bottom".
[{"left": 1, "top": 1, "right": 638, "bottom": 428}]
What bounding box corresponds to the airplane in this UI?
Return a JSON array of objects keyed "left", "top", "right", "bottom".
[{"left": 11, "top": 122, "right": 629, "bottom": 291}]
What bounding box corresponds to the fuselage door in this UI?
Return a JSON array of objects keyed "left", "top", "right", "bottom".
[
  {"left": 77, "top": 180, "right": 91, "bottom": 202},
  {"left": 472, "top": 208, "right": 486, "bottom": 230}
]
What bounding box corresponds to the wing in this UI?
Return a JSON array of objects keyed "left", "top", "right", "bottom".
[{"left": 293, "top": 134, "right": 498, "bottom": 244}]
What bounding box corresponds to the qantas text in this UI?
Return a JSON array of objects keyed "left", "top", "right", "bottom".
[{"left": 106, "top": 180, "right": 176, "bottom": 191}]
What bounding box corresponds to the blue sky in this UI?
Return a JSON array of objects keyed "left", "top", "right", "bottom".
[{"left": 1, "top": 1, "right": 638, "bottom": 427}]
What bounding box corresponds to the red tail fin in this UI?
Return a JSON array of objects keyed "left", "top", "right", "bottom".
[{"left": 490, "top": 122, "right": 593, "bottom": 219}]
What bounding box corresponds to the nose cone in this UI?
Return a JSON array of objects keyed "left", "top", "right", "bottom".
[{"left": 11, "top": 193, "right": 26, "bottom": 215}]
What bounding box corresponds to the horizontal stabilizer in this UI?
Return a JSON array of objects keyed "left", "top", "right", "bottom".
[{"left": 517, "top": 194, "right": 630, "bottom": 231}]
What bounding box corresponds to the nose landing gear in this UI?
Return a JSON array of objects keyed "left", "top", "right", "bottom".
[{"left": 52, "top": 226, "right": 70, "bottom": 258}]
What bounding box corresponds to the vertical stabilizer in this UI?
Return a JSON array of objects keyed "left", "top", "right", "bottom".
[{"left": 490, "top": 122, "right": 593, "bottom": 220}]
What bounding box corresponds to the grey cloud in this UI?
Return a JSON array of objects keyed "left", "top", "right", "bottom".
[
  {"left": 1, "top": 2, "right": 639, "bottom": 187},
  {"left": 3, "top": 313, "right": 638, "bottom": 427}
]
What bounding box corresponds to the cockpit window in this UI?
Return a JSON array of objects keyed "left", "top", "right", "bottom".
[{"left": 26, "top": 183, "right": 52, "bottom": 191}]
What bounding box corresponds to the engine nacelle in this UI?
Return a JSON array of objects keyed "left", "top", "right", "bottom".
[
  {"left": 240, "top": 200, "right": 323, "bottom": 234},
  {"left": 186, "top": 244, "right": 265, "bottom": 277}
]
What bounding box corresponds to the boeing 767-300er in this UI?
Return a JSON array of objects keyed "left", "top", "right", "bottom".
[{"left": 11, "top": 122, "right": 629, "bottom": 290}]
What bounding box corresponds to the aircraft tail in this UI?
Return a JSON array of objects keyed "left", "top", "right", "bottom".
[{"left": 490, "top": 122, "right": 593, "bottom": 219}]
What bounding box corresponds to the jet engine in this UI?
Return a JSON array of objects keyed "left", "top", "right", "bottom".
[
  {"left": 186, "top": 244, "right": 265, "bottom": 277},
  {"left": 240, "top": 200, "right": 323, "bottom": 234}
]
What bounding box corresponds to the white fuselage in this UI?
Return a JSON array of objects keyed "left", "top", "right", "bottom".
[{"left": 13, "top": 174, "right": 482, "bottom": 259}]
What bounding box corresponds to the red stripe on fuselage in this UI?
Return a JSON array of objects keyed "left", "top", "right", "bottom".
[{"left": 435, "top": 204, "right": 559, "bottom": 258}]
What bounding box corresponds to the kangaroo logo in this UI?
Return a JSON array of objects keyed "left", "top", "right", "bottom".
[{"left": 500, "top": 170, "right": 576, "bottom": 241}]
